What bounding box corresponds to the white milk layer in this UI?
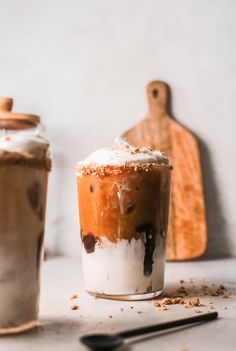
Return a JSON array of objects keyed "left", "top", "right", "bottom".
[
  {"left": 82, "top": 236, "right": 166, "bottom": 296},
  {"left": 77, "top": 137, "right": 169, "bottom": 168}
]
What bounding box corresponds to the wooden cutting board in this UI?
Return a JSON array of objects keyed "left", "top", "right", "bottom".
[{"left": 122, "top": 81, "right": 207, "bottom": 260}]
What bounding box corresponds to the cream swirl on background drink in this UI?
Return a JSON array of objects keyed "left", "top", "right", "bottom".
[
  {"left": 75, "top": 138, "right": 172, "bottom": 300},
  {"left": 0, "top": 99, "right": 51, "bottom": 335},
  {"left": 0, "top": 131, "right": 50, "bottom": 160}
]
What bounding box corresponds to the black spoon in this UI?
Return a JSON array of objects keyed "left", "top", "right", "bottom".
[{"left": 80, "top": 311, "right": 218, "bottom": 350}]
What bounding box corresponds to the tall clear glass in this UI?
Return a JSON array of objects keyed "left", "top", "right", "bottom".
[{"left": 76, "top": 162, "right": 171, "bottom": 300}]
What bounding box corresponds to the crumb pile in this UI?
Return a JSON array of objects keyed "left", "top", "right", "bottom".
[
  {"left": 154, "top": 296, "right": 201, "bottom": 310},
  {"left": 153, "top": 280, "right": 235, "bottom": 312}
]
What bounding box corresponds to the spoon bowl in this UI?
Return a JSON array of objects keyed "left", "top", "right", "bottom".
[{"left": 80, "top": 333, "right": 123, "bottom": 350}]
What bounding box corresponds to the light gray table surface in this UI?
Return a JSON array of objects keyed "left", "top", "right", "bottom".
[{"left": 0, "top": 257, "right": 235, "bottom": 351}]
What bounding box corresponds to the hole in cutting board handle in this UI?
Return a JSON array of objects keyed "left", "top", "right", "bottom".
[{"left": 152, "top": 89, "right": 158, "bottom": 98}]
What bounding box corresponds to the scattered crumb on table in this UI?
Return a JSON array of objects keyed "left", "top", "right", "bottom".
[{"left": 70, "top": 293, "right": 78, "bottom": 300}]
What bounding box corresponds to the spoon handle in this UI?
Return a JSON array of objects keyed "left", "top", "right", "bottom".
[{"left": 119, "top": 311, "right": 218, "bottom": 339}]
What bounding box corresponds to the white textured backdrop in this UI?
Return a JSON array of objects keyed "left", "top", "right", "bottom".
[{"left": 0, "top": 0, "right": 235, "bottom": 257}]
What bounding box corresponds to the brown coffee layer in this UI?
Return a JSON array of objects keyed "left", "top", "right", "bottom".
[
  {"left": 0, "top": 153, "right": 51, "bottom": 171},
  {"left": 77, "top": 167, "right": 171, "bottom": 244}
]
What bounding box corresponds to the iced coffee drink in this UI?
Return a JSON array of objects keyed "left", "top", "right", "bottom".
[
  {"left": 0, "top": 98, "right": 51, "bottom": 334},
  {"left": 75, "top": 138, "right": 171, "bottom": 300}
]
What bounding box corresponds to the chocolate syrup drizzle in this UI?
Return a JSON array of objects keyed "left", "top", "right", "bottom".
[
  {"left": 36, "top": 231, "right": 44, "bottom": 269},
  {"left": 82, "top": 232, "right": 98, "bottom": 254},
  {"left": 135, "top": 223, "right": 157, "bottom": 277}
]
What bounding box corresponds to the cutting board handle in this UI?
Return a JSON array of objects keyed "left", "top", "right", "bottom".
[{"left": 147, "top": 81, "right": 169, "bottom": 119}]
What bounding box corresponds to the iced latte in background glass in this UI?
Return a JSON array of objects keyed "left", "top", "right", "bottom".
[
  {"left": 75, "top": 138, "right": 172, "bottom": 300},
  {"left": 0, "top": 98, "right": 51, "bottom": 334}
]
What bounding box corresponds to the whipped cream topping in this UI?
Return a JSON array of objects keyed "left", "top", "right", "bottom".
[
  {"left": 0, "top": 129, "right": 50, "bottom": 159},
  {"left": 77, "top": 137, "right": 170, "bottom": 167}
]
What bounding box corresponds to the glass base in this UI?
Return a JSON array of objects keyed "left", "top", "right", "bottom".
[
  {"left": 0, "top": 320, "right": 40, "bottom": 336},
  {"left": 87, "top": 289, "right": 163, "bottom": 301}
]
